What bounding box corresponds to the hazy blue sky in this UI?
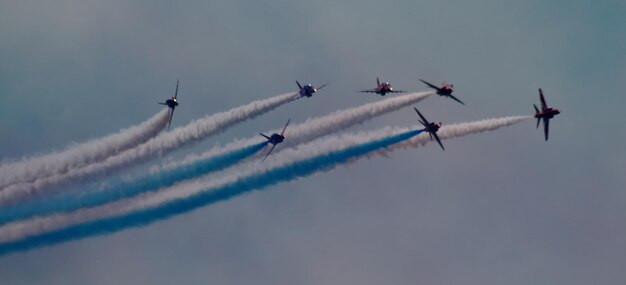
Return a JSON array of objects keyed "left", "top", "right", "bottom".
[{"left": 1, "top": 1, "right": 625, "bottom": 284}]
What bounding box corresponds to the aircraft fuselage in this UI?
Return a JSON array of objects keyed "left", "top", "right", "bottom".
[
  {"left": 424, "top": 122, "right": 442, "bottom": 133},
  {"left": 267, "top": 133, "right": 285, "bottom": 145},
  {"left": 376, "top": 83, "right": 393, "bottom": 95},
  {"left": 437, "top": 88, "right": 453, "bottom": 96},
  {"left": 164, "top": 98, "right": 179, "bottom": 109},
  {"left": 299, "top": 85, "right": 316, "bottom": 97},
  {"left": 535, "top": 108, "right": 560, "bottom": 119}
]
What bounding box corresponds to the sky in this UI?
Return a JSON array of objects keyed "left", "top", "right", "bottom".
[{"left": 1, "top": 0, "right": 625, "bottom": 284}]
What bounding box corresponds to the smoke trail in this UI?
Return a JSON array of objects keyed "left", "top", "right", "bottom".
[
  {"left": 0, "top": 93, "right": 296, "bottom": 206},
  {"left": 0, "top": 115, "right": 530, "bottom": 254},
  {"left": 0, "top": 91, "right": 432, "bottom": 223},
  {"left": 162, "top": 91, "right": 434, "bottom": 169},
  {"left": 0, "top": 142, "right": 268, "bottom": 226},
  {"left": 375, "top": 115, "right": 532, "bottom": 156},
  {"left": 0, "top": 128, "right": 425, "bottom": 255},
  {"left": 0, "top": 109, "right": 170, "bottom": 190}
]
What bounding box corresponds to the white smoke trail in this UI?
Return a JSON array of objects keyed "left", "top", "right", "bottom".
[
  {"left": 0, "top": 109, "right": 170, "bottom": 190},
  {"left": 0, "top": 91, "right": 433, "bottom": 224},
  {"left": 375, "top": 115, "right": 532, "bottom": 156},
  {"left": 161, "top": 91, "right": 434, "bottom": 170},
  {"left": 0, "top": 93, "right": 296, "bottom": 206},
  {"left": 0, "top": 115, "right": 530, "bottom": 243}
]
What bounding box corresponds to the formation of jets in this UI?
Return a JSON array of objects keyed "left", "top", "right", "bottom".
[{"left": 158, "top": 77, "right": 561, "bottom": 159}]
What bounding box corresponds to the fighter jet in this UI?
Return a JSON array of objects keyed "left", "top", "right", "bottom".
[
  {"left": 158, "top": 79, "right": 180, "bottom": 130},
  {"left": 419, "top": 79, "right": 464, "bottom": 105},
  {"left": 359, "top": 77, "right": 405, "bottom": 96},
  {"left": 296, "top": 80, "right": 328, "bottom": 97},
  {"left": 414, "top": 107, "right": 444, "bottom": 151},
  {"left": 260, "top": 118, "right": 291, "bottom": 161},
  {"left": 534, "top": 88, "right": 560, "bottom": 141}
]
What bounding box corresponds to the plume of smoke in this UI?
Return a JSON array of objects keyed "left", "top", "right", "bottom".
[
  {"left": 0, "top": 93, "right": 296, "bottom": 206},
  {"left": 0, "top": 142, "right": 268, "bottom": 226},
  {"left": 0, "top": 109, "right": 170, "bottom": 190},
  {"left": 0, "top": 91, "right": 432, "bottom": 223},
  {"left": 377, "top": 115, "right": 532, "bottom": 155},
  {"left": 0, "top": 128, "right": 423, "bottom": 254},
  {"left": 0, "top": 115, "right": 529, "bottom": 254}
]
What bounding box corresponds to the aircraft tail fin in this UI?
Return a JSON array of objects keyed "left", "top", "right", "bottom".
[
  {"left": 260, "top": 133, "right": 270, "bottom": 140},
  {"left": 536, "top": 118, "right": 541, "bottom": 129}
]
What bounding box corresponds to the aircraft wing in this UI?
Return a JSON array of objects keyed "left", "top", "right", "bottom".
[
  {"left": 317, "top": 83, "right": 329, "bottom": 90},
  {"left": 539, "top": 89, "right": 547, "bottom": 110},
  {"left": 420, "top": 79, "right": 439, "bottom": 90},
  {"left": 388, "top": 90, "right": 406, "bottom": 93},
  {"left": 174, "top": 79, "right": 180, "bottom": 99},
  {"left": 280, "top": 118, "right": 291, "bottom": 136},
  {"left": 448, "top": 94, "right": 465, "bottom": 105},
  {"left": 262, "top": 144, "right": 277, "bottom": 161},
  {"left": 158, "top": 102, "right": 168, "bottom": 105},
  {"left": 359, "top": 89, "right": 378, "bottom": 93},
  {"left": 413, "top": 107, "right": 429, "bottom": 126},
  {"left": 543, "top": 118, "right": 550, "bottom": 141},
  {"left": 167, "top": 108, "right": 175, "bottom": 130},
  {"left": 432, "top": 132, "right": 445, "bottom": 151},
  {"left": 296, "top": 80, "right": 303, "bottom": 90}
]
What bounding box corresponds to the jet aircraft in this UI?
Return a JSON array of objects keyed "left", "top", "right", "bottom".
[
  {"left": 534, "top": 88, "right": 560, "bottom": 141},
  {"left": 359, "top": 77, "right": 405, "bottom": 96},
  {"left": 419, "top": 79, "right": 464, "bottom": 105},
  {"left": 414, "top": 107, "right": 445, "bottom": 151},
  {"left": 260, "top": 118, "right": 291, "bottom": 161},
  {"left": 296, "top": 80, "right": 328, "bottom": 97},
  {"left": 158, "top": 79, "right": 180, "bottom": 130}
]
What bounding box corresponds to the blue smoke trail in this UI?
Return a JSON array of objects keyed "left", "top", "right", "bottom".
[
  {"left": 0, "top": 142, "right": 268, "bottom": 226},
  {"left": 0, "top": 129, "right": 422, "bottom": 255}
]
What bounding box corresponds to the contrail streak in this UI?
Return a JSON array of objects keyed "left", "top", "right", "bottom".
[
  {"left": 376, "top": 115, "right": 532, "bottom": 156},
  {"left": 0, "top": 115, "right": 529, "bottom": 255},
  {"left": 0, "top": 93, "right": 296, "bottom": 206},
  {"left": 0, "top": 109, "right": 170, "bottom": 190},
  {"left": 0, "top": 91, "right": 431, "bottom": 221},
  {"left": 0, "top": 142, "right": 268, "bottom": 226},
  {"left": 0, "top": 129, "right": 423, "bottom": 254}
]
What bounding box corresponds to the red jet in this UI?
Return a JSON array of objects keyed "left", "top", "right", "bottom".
[
  {"left": 158, "top": 79, "right": 180, "bottom": 130},
  {"left": 260, "top": 118, "right": 291, "bottom": 161},
  {"left": 359, "top": 77, "right": 405, "bottom": 96},
  {"left": 534, "top": 88, "right": 560, "bottom": 141},
  {"left": 296, "top": 81, "right": 328, "bottom": 98},
  {"left": 419, "top": 79, "right": 464, "bottom": 105},
  {"left": 414, "top": 107, "right": 444, "bottom": 151}
]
